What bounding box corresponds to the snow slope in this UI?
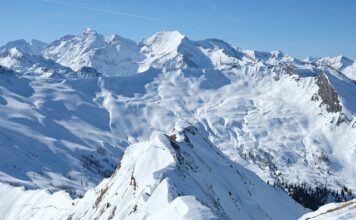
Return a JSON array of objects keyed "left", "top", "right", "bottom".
[
  {"left": 299, "top": 199, "right": 356, "bottom": 220},
  {"left": 139, "top": 31, "right": 213, "bottom": 72},
  {"left": 0, "top": 39, "right": 71, "bottom": 77},
  {"left": 0, "top": 68, "right": 122, "bottom": 195},
  {"left": 0, "top": 39, "right": 47, "bottom": 56},
  {"left": 308, "top": 55, "right": 356, "bottom": 81},
  {"left": 43, "top": 28, "right": 143, "bottom": 76},
  {"left": 0, "top": 29, "right": 355, "bottom": 208},
  {"left": 0, "top": 124, "right": 307, "bottom": 220},
  {"left": 0, "top": 183, "right": 72, "bottom": 219}
]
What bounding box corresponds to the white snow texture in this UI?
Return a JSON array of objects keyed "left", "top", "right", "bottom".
[{"left": 0, "top": 28, "right": 355, "bottom": 219}]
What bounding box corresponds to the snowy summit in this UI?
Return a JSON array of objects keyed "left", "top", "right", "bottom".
[{"left": 0, "top": 28, "right": 355, "bottom": 219}]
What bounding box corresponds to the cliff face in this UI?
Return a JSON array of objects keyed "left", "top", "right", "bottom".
[{"left": 315, "top": 73, "right": 342, "bottom": 113}]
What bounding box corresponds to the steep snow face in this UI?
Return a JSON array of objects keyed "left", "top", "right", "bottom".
[
  {"left": 43, "top": 28, "right": 143, "bottom": 76},
  {"left": 0, "top": 39, "right": 47, "bottom": 56},
  {"left": 196, "top": 39, "right": 247, "bottom": 69},
  {"left": 0, "top": 125, "right": 307, "bottom": 220},
  {"left": 0, "top": 70, "right": 122, "bottom": 196},
  {"left": 139, "top": 31, "right": 213, "bottom": 72},
  {"left": 29, "top": 39, "right": 48, "bottom": 55},
  {"left": 343, "top": 63, "right": 356, "bottom": 81},
  {"left": 319, "top": 55, "right": 354, "bottom": 70},
  {"left": 0, "top": 58, "right": 355, "bottom": 199},
  {"left": 0, "top": 39, "right": 71, "bottom": 76},
  {"left": 0, "top": 30, "right": 355, "bottom": 205},
  {"left": 243, "top": 49, "right": 301, "bottom": 65},
  {"left": 95, "top": 64, "right": 356, "bottom": 192},
  {"left": 312, "top": 56, "right": 356, "bottom": 81},
  {"left": 299, "top": 199, "right": 356, "bottom": 220},
  {"left": 0, "top": 183, "right": 72, "bottom": 219}
]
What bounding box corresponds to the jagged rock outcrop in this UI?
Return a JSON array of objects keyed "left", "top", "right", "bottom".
[{"left": 314, "top": 73, "right": 342, "bottom": 113}]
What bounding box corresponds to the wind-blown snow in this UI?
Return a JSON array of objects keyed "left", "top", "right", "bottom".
[
  {"left": 0, "top": 28, "right": 355, "bottom": 218},
  {"left": 0, "top": 124, "right": 307, "bottom": 219}
]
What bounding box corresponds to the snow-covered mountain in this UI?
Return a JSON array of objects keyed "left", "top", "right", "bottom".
[
  {"left": 0, "top": 39, "right": 73, "bottom": 77},
  {"left": 0, "top": 28, "right": 355, "bottom": 217},
  {"left": 244, "top": 50, "right": 302, "bottom": 65},
  {"left": 306, "top": 55, "right": 356, "bottom": 81},
  {"left": 0, "top": 39, "right": 47, "bottom": 56},
  {"left": 0, "top": 124, "right": 307, "bottom": 219},
  {"left": 43, "top": 28, "right": 143, "bottom": 76},
  {"left": 138, "top": 31, "right": 214, "bottom": 72}
]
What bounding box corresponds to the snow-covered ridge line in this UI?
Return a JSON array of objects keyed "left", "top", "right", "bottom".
[
  {"left": 0, "top": 28, "right": 355, "bottom": 213},
  {"left": 2, "top": 28, "right": 355, "bottom": 79},
  {"left": 0, "top": 124, "right": 307, "bottom": 220}
]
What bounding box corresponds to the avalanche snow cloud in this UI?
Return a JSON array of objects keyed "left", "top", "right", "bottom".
[{"left": 0, "top": 28, "right": 355, "bottom": 218}]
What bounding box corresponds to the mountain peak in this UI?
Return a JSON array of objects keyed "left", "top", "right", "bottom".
[
  {"left": 29, "top": 39, "right": 48, "bottom": 55},
  {"left": 196, "top": 38, "right": 244, "bottom": 61},
  {"left": 1, "top": 39, "right": 31, "bottom": 54},
  {"left": 318, "top": 55, "right": 354, "bottom": 70},
  {"left": 106, "top": 34, "right": 121, "bottom": 42},
  {"left": 0, "top": 38, "right": 47, "bottom": 56},
  {"left": 154, "top": 30, "right": 186, "bottom": 40},
  {"left": 43, "top": 29, "right": 142, "bottom": 75},
  {"left": 139, "top": 30, "right": 215, "bottom": 71},
  {"left": 82, "top": 27, "right": 97, "bottom": 35},
  {"left": 104, "top": 34, "right": 133, "bottom": 45},
  {"left": 80, "top": 28, "right": 100, "bottom": 41},
  {"left": 142, "top": 30, "right": 186, "bottom": 49},
  {"left": 270, "top": 50, "right": 284, "bottom": 58},
  {"left": 334, "top": 55, "right": 353, "bottom": 63}
]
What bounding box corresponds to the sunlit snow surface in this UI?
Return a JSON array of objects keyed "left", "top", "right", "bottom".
[
  {"left": 0, "top": 29, "right": 355, "bottom": 219},
  {"left": 0, "top": 124, "right": 307, "bottom": 219},
  {"left": 299, "top": 199, "right": 356, "bottom": 220}
]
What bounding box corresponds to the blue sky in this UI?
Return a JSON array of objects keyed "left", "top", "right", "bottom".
[{"left": 0, "top": 0, "right": 355, "bottom": 59}]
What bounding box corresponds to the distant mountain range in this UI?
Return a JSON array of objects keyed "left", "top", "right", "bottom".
[{"left": 0, "top": 28, "right": 355, "bottom": 219}]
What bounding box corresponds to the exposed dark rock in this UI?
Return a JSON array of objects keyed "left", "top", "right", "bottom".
[
  {"left": 284, "top": 65, "right": 296, "bottom": 76},
  {"left": 0, "top": 65, "right": 14, "bottom": 75},
  {"left": 77, "top": 66, "right": 102, "bottom": 78},
  {"left": 352, "top": 121, "right": 356, "bottom": 128},
  {"left": 169, "top": 133, "right": 177, "bottom": 140},
  {"left": 94, "top": 186, "right": 109, "bottom": 208},
  {"left": 315, "top": 73, "right": 342, "bottom": 113},
  {"left": 130, "top": 171, "right": 137, "bottom": 191},
  {"left": 129, "top": 204, "right": 138, "bottom": 214},
  {"left": 283, "top": 64, "right": 300, "bottom": 81},
  {"left": 108, "top": 206, "right": 117, "bottom": 220},
  {"left": 336, "top": 113, "right": 352, "bottom": 126},
  {"left": 311, "top": 93, "right": 319, "bottom": 102}
]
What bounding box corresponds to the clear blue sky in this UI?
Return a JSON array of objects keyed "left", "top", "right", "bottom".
[{"left": 0, "top": 0, "right": 355, "bottom": 59}]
